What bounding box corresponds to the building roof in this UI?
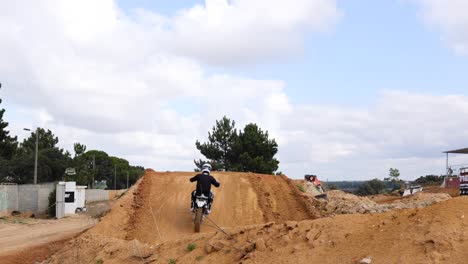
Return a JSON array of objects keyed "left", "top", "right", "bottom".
[{"left": 443, "top": 148, "right": 468, "bottom": 154}]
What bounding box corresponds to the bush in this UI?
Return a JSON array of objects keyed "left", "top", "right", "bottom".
[
  {"left": 168, "top": 259, "right": 177, "bottom": 264},
  {"left": 415, "top": 175, "right": 445, "bottom": 186},
  {"left": 355, "top": 179, "right": 386, "bottom": 196},
  {"left": 187, "top": 243, "right": 197, "bottom": 252},
  {"left": 95, "top": 259, "right": 104, "bottom": 264},
  {"left": 47, "top": 188, "right": 56, "bottom": 217}
]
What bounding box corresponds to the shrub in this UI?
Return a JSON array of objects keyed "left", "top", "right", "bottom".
[
  {"left": 95, "top": 259, "right": 104, "bottom": 264},
  {"left": 168, "top": 259, "right": 177, "bottom": 264},
  {"left": 47, "top": 188, "right": 56, "bottom": 217},
  {"left": 355, "top": 179, "right": 386, "bottom": 196},
  {"left": 187, "top": 243, "right": 197, "bottom": 252}
]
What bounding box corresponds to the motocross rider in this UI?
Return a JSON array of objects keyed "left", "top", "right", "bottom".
[{"left": 190, "top": 163, "right": 220, "bottom": 214}]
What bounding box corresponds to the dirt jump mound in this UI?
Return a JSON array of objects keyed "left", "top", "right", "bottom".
[{"left": 91, "top": 170, "right": 317, "bottom": 245}]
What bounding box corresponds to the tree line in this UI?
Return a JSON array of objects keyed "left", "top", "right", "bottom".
[{"left": 0, "top": 86, "right": 144, "bottom": 188}]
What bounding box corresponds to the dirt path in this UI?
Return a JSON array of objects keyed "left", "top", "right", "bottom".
[{"left": 0, "top": 215, "right": 97, "bottom": 257}]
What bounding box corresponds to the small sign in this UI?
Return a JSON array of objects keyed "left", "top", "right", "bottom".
[
  {"left": 65, "top": 168, "right": 76, "bottom": 176},
  {"left": 65, "top": 192, "right": 75, "bottom": 203}
]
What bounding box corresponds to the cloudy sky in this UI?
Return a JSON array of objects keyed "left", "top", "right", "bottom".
[{"left": 1, "top": 0, "right": 468, "bottom": 180}]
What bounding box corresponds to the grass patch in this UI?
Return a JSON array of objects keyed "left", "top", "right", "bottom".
[
  {"left": 95, "top": 259, "right": 104, "bottom": 264},
  {"left": 168, "top": 259, "right": 177, "bottom": 264},
  {"left": 196, "top": 256, "right": 204, "bottom": 261},
  {"left": 296, "top": 184, "right": 305, "bottom": 193},
  {"left": 187, "top": 243, "right": 197, "bottom": 252}
]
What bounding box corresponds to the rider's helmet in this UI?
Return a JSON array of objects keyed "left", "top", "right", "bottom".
[{"left": 202, "top": 163, "right": 212, "bottom": 174}]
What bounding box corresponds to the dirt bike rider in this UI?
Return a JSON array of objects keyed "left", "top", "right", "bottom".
[{"left": 190, "top": 163, "right": 220, "bottom": 214}]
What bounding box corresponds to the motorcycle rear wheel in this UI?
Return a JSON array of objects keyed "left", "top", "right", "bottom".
[{"left": 194, "top": 207, "right": 203, "bottom": 232}]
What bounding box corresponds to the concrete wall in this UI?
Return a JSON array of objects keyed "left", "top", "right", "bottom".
[
  {"left": 0, "top": 186, "right": 9, "bottom": 216},
  {"left": 0, "top": 183, "right": 55, "bottom": 216},
  {"left": 0, "top": 183, "right": 126, "bottom": 216},
  {"left": 86, "top": 189, "right": 111, "bottom": 203},
  {"left": 108, "top": 189, "right": 127, "bottom": 199},
  {"left": 85, "top": 189, "right": 127, "bottom": 203},
  {"left": 0, "top": 185, "right": 19, "bottom": 213}
]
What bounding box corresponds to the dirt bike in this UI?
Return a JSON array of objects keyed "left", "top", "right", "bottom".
[{"left": 193, "top": 194, "right": 209, "bottom": 232}]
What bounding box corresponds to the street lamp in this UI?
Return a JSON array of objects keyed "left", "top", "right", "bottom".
[{"left": 23, "top": 127, "right": 39, "bottom": 185}]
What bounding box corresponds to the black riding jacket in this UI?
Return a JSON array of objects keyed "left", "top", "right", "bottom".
[{"left": 190, "top": 172, "right": 220, "bottom": 196}]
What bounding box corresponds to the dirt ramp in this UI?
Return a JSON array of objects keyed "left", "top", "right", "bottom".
[
  {"left": 247, "top": 174, "right": 317, "bottom": 221},
  {"left": 49, "top": 195, "right": 468, "bottom": 264},
  {"left": 119, "top": 171, "right": 316, "bottom": 244}
]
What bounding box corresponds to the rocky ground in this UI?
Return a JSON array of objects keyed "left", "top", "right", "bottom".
[{"left": 318, "top": 190, "right": 452, "bottom": 215}]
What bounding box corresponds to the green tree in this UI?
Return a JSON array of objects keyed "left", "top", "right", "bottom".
[
  {"left": 73, "top": 142, "right": 86, "bottom": 157},
  {"left": 0, "top": 84, "right": 18, "bottom": 161},
  {"left": 195, "top": 117, "right": 280, "bottom": 174},
  {"left": 415, "top": 175, "right": 445, "bottom": 186},
  {"left": 8, "top": 128, "right": 71, "bottom": 184},
  {"left": 385, "top": 168, "right": 401, "bottom": 182},
  {"left": 234, "top": 123, "right": 279, "bottom": 174},
  {"left": 71, "top": 150, "right": 144, "bottom": 189},
  {"left": 195, "top": 116, "right": 238, "bottom": 171},
  {"left": 20, "top": 128, "right": 59, "bottom": 151},
  {"left": 355, "top": 178, "right": 386, "bottom": 196}
]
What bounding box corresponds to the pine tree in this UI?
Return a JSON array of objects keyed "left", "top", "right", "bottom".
[
  {"left": 195, "top": 117, "right": 280, "bottom": 174},
  {"left": 0, "top": 84, "right": 18, "bottom": 160},
  {"left": 195, "top": 116, "right": 238, "bottom": 171},
  {"left": 235, "top": 123, "right": 279, "bottom": 174}
]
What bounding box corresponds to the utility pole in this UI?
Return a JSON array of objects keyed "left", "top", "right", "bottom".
[
  {"left": 126, "top": 171, "right": 129, "bottom": 189},
  {"left": 114, "top": 165, "right": 117, "bottom": 190},
  {"left": 92, "top": 154, "right": 95, "bottom": 189},
  {"left": 23, "top": 127, "right": 39, "bottom": 184},
  {"left": 34, "top": 127, "right": 39, "bottom": 184}
]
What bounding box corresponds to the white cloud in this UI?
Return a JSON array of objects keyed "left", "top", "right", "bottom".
[
  {"left": 278, "top": 91, "right": 468, "bottom": 179},
  {"left": 0, "top": 0, "right": 299, "bottom": 170},
  {"left": 158, "top": 0, "right": 342, "bottom": 65},
  {"left": 2, "top": 0, "right": 467, "bottom": 181},
  {"left": 415, "top": 0, "right": 468, "bottom": 55}
]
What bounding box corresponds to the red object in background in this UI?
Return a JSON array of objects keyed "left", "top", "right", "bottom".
[
  {"left": 445, "top": 177, "right": 460, "bottom": 188},
  {"left": 313, "top": 177, "right": 321, "bottom": 186},
  {"left": 305, "top": 175, "right": 322, "bottom": 186}
]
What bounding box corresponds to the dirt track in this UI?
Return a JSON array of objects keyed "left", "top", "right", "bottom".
[
  {"left": 46, "top": 170, "right": 468, "bottom": 264},
  {"left": 0, "top": 215, "right": 96, "bottom": 264},
  {"left": 93, "top": 171, "right": 315, "bottom": 244}
]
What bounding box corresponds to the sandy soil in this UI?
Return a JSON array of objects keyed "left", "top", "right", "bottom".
[
  {"left": 45, "top": 170, "right": 468, "bottom": 264},
  {"left": 92, "top": 171, "right": 316, "bottom": 244},
  {"left": 0, "top": 214, "right": 97, "bottom": 262}
]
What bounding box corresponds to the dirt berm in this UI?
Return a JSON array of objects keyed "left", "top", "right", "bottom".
[
  {"left": 90, "top": 170, "right": 318, "bottom": 244},
  {"left": 46, "top": 170, "right": 468, "bottom": 263}
]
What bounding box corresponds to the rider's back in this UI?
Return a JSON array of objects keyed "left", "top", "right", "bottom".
[{"left": 190, "top": 173, "right": 220, "bottom": 196}]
